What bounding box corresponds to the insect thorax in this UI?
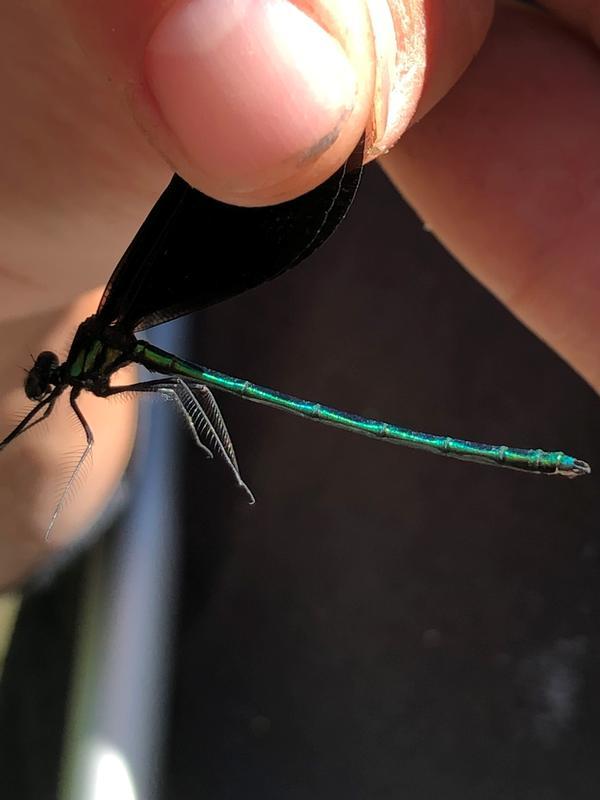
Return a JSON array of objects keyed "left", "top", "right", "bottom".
[{"left": 66, "top": 315, "right": 137, "bottom": 384}]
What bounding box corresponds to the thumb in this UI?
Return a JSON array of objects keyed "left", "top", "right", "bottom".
[
  {"left": 68, "top": 0, "right": 373, "bottom": 205},
  {"left": 66, "top": 0, "right": 493, "bottom": 205}
]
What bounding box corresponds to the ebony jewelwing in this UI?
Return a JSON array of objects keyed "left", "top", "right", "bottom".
[{"left": 0, "top": 134, "right": 590, "bottom": 536}]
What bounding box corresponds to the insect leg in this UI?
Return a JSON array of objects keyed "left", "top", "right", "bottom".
[
  {"left": 103, "top": 379, "right": 254, "bottom": 503},
  {"left": 176, "top": 381, "right": 240, "bottom": 471},
  {"left": 0, "top": 390, "right": 59, "bottom": 450},
  {"left": 44, "top": 389, "right": 95, "bottom": 541},
  {"left": 102, "top": 379, "right": 213, "bottom": 458},
  {"left": 173, "top": 379, "right": 254, "bottom": 503}
]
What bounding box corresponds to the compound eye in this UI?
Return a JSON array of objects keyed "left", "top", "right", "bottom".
[
  {"left": 36, "top": 351, "right": 60, "bottom": 373},
  {"left": 25, "top": 371, "right": 46, "bottom": 401},
  {"left": 24, "top": 351, "right": 59, "bottom": 401}
]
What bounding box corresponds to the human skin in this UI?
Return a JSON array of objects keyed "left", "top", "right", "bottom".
[{"left": 0, "top": 1, "right": 597, "bottom": 587}]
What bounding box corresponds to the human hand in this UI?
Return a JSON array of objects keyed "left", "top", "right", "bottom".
[{"left": 0, "top": 1, "right": 595, "bottom": 586}]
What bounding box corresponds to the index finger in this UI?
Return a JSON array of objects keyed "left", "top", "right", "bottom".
[{"left": 384, "top": 1, "right": 600, "bottom": 392}]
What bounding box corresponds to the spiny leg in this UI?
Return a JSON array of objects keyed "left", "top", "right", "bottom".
[
  {"left": 183, "top": 382, "right": 240, "bottom": 471},
  {"left": 140, "top": 379, "right": 253, "bottom": 502},
  {"left": 100, "top": 378, "right": 212, "bottom": 458},
  {"left": 44, "top": 390, "right": 94, "bottom": 541},
  {"left": 141, "top": 378, "right": 241, "bottom": 472},
  {"left": 107, "top": 378, "right": 214, "bottom": 459},
  {"left": 155, "top": 379, "right": 253, "bottom": 501},
  {"left": 174, "top": 380, "right": 254, "bottom": 503},
  {"left": 0, "top": 392, "right": 58, "bottom": 450},
  {"left": 102, "top": 379, "right": 254, "bottom": 503}
]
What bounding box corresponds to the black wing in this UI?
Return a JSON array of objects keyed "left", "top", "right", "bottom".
[{"left": 96, "top": 135, "right": 365, "bottom": 332}]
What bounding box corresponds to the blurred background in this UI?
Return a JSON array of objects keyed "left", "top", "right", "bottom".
[{"left": 1, "top": 162, "right": 598, "bottom": 799}]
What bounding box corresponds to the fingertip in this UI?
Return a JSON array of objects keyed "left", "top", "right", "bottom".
[
  {"left": 64, "top": 0, "right": 373, "bottom": 205},
  {"left": 142, "top": 0, "right": 372, "bottom": 204}
]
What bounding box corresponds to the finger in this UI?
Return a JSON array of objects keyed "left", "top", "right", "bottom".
[
  {"left": 1, "top": 0, "right": 492, "bottom": 321},
  {"left": 383, "top": 2, "right": 600, "bottom": 392},
  {"left": 66, "top": 0, "right": 374, "bottom": 205},
  {"left": 372, "top": 0, "right": 494, "bottom": 153},
  {"left": 64, "top": 1, "right": 493, "bottom": 205}
]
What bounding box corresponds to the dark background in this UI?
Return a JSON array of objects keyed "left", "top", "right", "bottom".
[{"left": 2, "top": 163, "right": 599, "bottom": 798}]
